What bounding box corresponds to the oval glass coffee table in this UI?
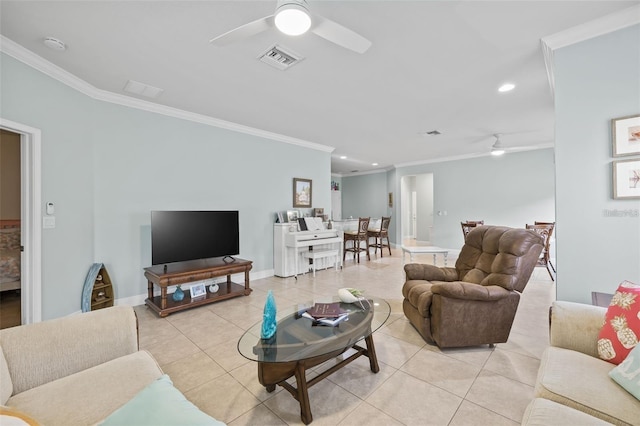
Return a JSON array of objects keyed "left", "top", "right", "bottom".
[{"left": 238, "top": 297, "right": 390, "bottom": 424}]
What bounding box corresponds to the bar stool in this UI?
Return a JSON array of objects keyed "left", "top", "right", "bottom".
[
  {"left": 368, "top": 216, "right": 391, "bottom": 256},
  {"left": 343, "top": 217, "right": 370, "bottom": 263}
]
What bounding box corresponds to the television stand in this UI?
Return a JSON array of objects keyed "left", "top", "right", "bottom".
[{"left": 144, "top": 257, "right": 252, "bottom": 317}]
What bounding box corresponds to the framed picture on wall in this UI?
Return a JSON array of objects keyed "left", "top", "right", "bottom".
[
  {"left": 293, "top": 178, "right": 312, "bottom": 208},
  {"left": 612, "top": 114, "right": 640, "bottom": 157},
  {"left": 613, "top": 159, "right": 640, "bottom": 199}
]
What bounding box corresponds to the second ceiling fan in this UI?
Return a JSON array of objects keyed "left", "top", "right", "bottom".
[{"left": 209, "top": 0, "right": 372, "bottom": 54}]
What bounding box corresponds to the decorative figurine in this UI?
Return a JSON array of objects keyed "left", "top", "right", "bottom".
[
  {"left": 261, "top": 290, "right": 277, "bottom": 339},
  {"left": 172, "top": 285, "right": 185, "bottom": 302}
]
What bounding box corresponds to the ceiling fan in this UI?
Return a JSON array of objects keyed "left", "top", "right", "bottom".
[
  {"left": 490, "top": 134, "right": 506, "bottom": 156},
  {"left": 209, "top": 0, "right": 372, "bottom": 54}
]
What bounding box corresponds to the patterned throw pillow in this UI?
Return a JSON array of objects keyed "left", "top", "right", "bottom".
[
  {"left": 609, "top": 343, "right": 640, "bottom": 401},
  {"left": 597, "top": 281, "right": 640, "bottom": 365}
]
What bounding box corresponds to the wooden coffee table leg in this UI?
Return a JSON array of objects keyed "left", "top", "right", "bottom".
[
  {"left": 365, "top": 335, "right": 380, "bottom": 373},
  {"left": 294, "top": 362, "right": 312, "bottom": 425}
]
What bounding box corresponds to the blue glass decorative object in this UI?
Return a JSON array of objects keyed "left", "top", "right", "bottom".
[
  {"left": 172, "top": 285, "right": 185, "bottom": 302},
  {"left": 261, "top": 290, "right": 277, "bottom": 339}
]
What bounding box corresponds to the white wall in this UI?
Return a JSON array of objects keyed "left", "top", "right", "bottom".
[
  {"left": 554, "top": 24, "right": 640, "bottom": 303},
  {"left": 393, "top": 149, "right": 556, "bottom": 249},
  {"left": 1, "top": 53, "right": 331, "bottom": 319},
  {"left": 341, "top": 149, "right": 555, "bottom": 250}
]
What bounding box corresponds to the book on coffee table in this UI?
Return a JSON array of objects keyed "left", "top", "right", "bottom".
[{"left": 306, "top": 302, "right": 344, "bottom": 319}]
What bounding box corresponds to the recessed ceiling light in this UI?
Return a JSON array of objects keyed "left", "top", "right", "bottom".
[
  {"left": 340, "top": 156, "right": 347, "bottom": 160},
  {"left": 372, "top": 163, "right": 378, "bottom": 166},
  {"left": 43, "top": 37, "right": 66, "bottom": 51},
  {"left": 498, "top": 83, "right": 515, "bottom": 92}
]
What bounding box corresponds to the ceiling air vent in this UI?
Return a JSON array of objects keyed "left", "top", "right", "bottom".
[{"left": 258, "top": 44, "right": 304, "bottom": 70}]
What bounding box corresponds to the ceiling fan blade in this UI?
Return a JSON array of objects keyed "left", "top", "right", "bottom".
[
  {"left": 210, "top": 15, "right": 274, "bottom": 46},
  {"left": 311, "top": 15, "right": 371, "bottom": 54}
]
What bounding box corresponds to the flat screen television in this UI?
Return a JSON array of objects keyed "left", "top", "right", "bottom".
[{"left": 151, "top": 210, "right": 239, "bottom": 265}]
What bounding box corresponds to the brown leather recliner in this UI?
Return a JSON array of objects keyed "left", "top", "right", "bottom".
[{"left": 402, "top": 226, "right": 543, "bottom": 348}]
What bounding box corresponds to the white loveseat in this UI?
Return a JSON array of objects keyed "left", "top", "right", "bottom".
[
  {"left": 522, "top": 301, "right": 640, "bottom": 425},
  {"left": 1, "top": 306, "right": 222, "bottom": 425}
]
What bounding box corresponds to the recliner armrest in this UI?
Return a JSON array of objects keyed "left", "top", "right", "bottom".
[
  {"left": 404, "top": 264, "right": 458, "bottom": 281},
  {"left": 431, "top": 282, "right": 512, "bottom": 301}
]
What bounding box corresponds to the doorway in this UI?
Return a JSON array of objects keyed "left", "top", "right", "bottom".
[
  {"left": 400, "top": 174, "right": 434, "bottom": 247},
  {"left": 0, "top": 130, "right": 22, "bottom": 328},
  {"left": 0, "top": 118, "right": 42, "bottom": 325}
]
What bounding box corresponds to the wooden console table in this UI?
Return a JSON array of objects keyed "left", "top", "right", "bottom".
[{"left": 144, "top": 257, "right": 252, "bottom": 317}]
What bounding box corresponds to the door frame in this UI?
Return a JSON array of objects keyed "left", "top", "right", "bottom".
[{"left": 1, "top": 118, "right": 42, "bottom": 324}]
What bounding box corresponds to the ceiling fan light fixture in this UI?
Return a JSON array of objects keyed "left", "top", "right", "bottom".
[
  {"left": 275, "top": 2, "right": 311, "bottom": 36},
  {"left": 491, "top": 147, "right": 506, "bottom": 156},
  {"left": 498, "top": 83, "right": 515, "bottom": 93}
]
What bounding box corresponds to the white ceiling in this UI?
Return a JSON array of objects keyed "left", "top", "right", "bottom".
[{"left": 1, "top": 1, "right": 637, "bottom": 174}]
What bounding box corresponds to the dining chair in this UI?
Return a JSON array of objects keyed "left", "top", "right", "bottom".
[
  {"left": 526, "top": 223, "right": 555, "bottom": 280},
  {"left": 368, "top": 216, "right": 391, "bottom": 257},
  {"left": 461, "top": 220, "right": 484, "bottom": 239},
  {"left": 343, "top": 217, "right": 371, "bottom": 263}
]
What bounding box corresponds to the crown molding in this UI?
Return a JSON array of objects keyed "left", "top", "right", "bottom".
[
  {"left": 0, "top": 35, "right": 333, "bottom": 154},
  {"left": 541, "top": 4, "right": 640, "bottom": 97},
  {"left": 394, "top": 144, "right": 554, "bottom": 170}
]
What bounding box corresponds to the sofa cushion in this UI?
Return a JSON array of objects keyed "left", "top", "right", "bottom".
[
  {"left": 597, "top": 280, "right": 640, "bottom": 365},
  {"left": 99, "top": 375, "right": 224, "bottom": 426},
  {"left": 610, "top": 343, "right": 640, "bottom": 401},
  {"left": 6, "top": 350, "right": 162, "bottom": 426},
  {"left": 522, "top": 398, "right": 612, "bottom": 426},
  {"left": 535, "top": 346, "right": 640, "bottom": 425}
]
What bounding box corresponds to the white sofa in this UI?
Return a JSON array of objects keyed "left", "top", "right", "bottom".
[
  {"left": 0, "top": 306, "right": 223, "bottom": 425},
  {"left": 522, "top": 301, "right": 640, "bottom": 425}
]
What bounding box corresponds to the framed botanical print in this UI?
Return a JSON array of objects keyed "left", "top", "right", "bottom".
[
  {"left": 613, "top": 159, "right": 640, "bottom": 199},
  {"left": 612, "top": 114, "right": 640, "bottom": 157}
]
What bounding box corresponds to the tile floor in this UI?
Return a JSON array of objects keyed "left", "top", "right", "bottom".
[{"left": 135, "top": 249, "right": 556, "bottom": 425}]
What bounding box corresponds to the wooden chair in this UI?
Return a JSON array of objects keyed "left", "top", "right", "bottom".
[
  {"left": 534, "top": 221, "right": 556, "bottom": 273},
  {"left": 368, "top": 216, "right": 391, "bottom": 257},
  {"left": 343, "top": 217, "right": 371, "bottom": 263},
  {"left": 461, "top": 220, "right": 484, "bottom": 239},
  {"left": 526, "top": 223, "right": 555, "bottom": 281}
]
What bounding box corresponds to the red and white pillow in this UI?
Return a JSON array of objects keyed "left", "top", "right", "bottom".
[{"left": 597, "top": 281, "right": 640, "bottom": 365}]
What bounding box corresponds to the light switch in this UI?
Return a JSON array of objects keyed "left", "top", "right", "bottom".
[
  {"left": 46, "top": 202, "right": 55, "bottom": 215},
  {"left": 43, "top": 216, "right": 56, "bottom": 229}
]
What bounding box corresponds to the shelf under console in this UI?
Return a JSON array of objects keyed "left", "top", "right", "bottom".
[{"left": 144, "top": 257, "right": 252, "bottom": 317}]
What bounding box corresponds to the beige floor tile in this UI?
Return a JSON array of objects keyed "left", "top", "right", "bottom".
[
  {"left": 379, "top": 316, "right": 429, "bottom": 347},
  {"left": 465, "top": 370, "right": 534, "bottom": 422},
  {"left": 449, "top": 400, "right": 519, "bottom": 426},
  {"left": 437, "top": 345, "right": 495, "bottom": 368},
  {"left": 144, "top": 332, "right": 202, "bottom": 366},
  {"left": 372, "top": 332, "right": 423, "bottom": 369},
  {"left": 365, "top": 370, "right": 462, "bottom": 425},
  {"left": 326, "top": 357, "right": 396, "bottom": 399},
  {"left": 162, "top": 351, "right": 226, "bottom": 393},
  {"left": 185, "top": 373, "right": 261, "bottom": 424},
  {"left": 337, "top": 401, "right": 403, "bottom": 426},
  {"left": 203, "top": 337, "right": 252, "bottom": 372},
  {"left": 229, "top": 361, "right": 283, "bottom": 402},
  {"left": 263, "top": 379, "right": 363, "bottom": 425},
  {"left": 400, "top": 349, "right": 481, "bottom": 397},
  {"left": 228, "top": 404, "right": 287, "bottom": 426},
  {"left": 499, "top": 329, "right": 550, "bottom": 360},
  {"left": 483, "top": 348, "right": 541, "bottom": 386}
]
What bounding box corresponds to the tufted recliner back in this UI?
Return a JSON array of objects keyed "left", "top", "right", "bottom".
[{"left": 455, "top": 226, "right": 543, "bottom": 293}]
